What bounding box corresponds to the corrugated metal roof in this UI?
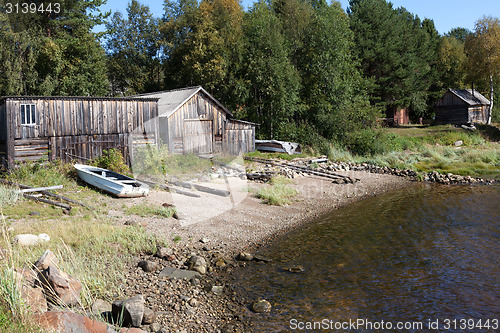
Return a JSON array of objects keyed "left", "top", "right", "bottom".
[
  {"left": 449, "top": 89, "right": 490, "bottom": 106},
  {"left": 134, "top": 86, "right": 233, "bottom": 118}
]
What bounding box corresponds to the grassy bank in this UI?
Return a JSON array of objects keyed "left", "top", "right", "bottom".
[
  {"left": 247, "top": 124, "right": 500, "bottom": 179},
  {"left": 0, "top": 161, "right": 166, "bottom": 332},
  {"left": 329, "top": 124, "right": 500, "bottom": 179}
]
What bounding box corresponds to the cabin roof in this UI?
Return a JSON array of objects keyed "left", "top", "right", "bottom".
[
  {"left": 0, "top": 96, "right": 159, "bottom": 103},
  {"left": 134, "top": 86, "right": 233, "bottom": 118},
  {"left": 448, "top": 89, "right": 490, "bottom": 106}
]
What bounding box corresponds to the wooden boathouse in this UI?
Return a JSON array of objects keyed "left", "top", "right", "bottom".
[
  {"left": 435, "top": 89, "right": 491, "bottom": 124},
  {"left": 0, "top": 96, "right": 158, "bottom": 169},
  {"left": 136, "top": 86, "right": 257, "bottom": 156},
  {"left": 0, "top": 87, "right": 257, "bottom": 169}
]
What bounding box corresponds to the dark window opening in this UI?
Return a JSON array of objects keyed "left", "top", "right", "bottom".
[{"left": 20, "top": 104, "right": 36, "bottom": 125}]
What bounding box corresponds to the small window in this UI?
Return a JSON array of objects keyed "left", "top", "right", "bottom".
[{"left": 20, "top": 104, "right": 36, "bottom": 125}]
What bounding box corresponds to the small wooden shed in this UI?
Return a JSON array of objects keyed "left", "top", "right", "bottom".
[
  {"left": 435, "top": 89, "right": 491, "bottom": 124},
  {"left": 385, "top": 107, "right": 410, "bottom": 125},
  {"left": 0, "top": 96, "right": 158, "bottom": 169},
  {"left": 136, "top": 86, "right": 257, "bottom": 156}
]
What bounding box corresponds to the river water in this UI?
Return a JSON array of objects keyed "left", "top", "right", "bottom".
[{"left": 234, "top": 184, "right": 500, "bottom": 332}]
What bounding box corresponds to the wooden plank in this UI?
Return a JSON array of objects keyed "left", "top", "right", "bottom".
[
  {"left": 168, "top": 180, "right": 230, "bottom": 197},
  {"left": 0, "top": 179, "right": 91, "bottom": 209},
  {"left": 49, "top": 137, "right": 56, "bottom": 161},
  {"left": 23, "top": 194, "right": 71, "bottom": 210},
  {"left": 6, "top": 100, "right": 15, "bottom": 168},
  {"left": 21, "top": 185, "right": 63, "bottom": 193}
]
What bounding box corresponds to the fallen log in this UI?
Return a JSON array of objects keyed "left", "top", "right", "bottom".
[
  {"left": 0, "top": 179, "right": 92, "bottom": 209},
  {"left": 20, "top": 185, "right": 63, "bottom": 193},
  {"left": 168, "top": 180, "right": 231, "bottom": 197},
  {"left": 244, "top": 157, "right": 359, "bottom": 183},
  {"left": 138, "top": 179, "right": 201, "bottom": 198},
  {"left": 23, "top": 194, "right": 72, "bottom": 211}
]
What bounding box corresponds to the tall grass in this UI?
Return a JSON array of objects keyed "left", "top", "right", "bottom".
[
  {"left": 3, "top": 160, "right": 77, "bottom": 189},
  {"left": 131, "top": 144, "right": 212, "bottom": 181},
  {"left": 256, "top": 175, "right": 298, "bottom": 206},
  {"left": 125, "top": 204, "right": 176, "bottom": 218},
  {"left": 323, "top": 125, "right": 500, "bottom": 179},
  {"left": 0, "top": 210, "right": 165, "bottom": 331},
  {"left": 0, "top": 185, "right": 23, "bottom": 206}
]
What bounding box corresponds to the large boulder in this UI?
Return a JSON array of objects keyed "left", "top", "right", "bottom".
[
  {"left": 9, "top": 269, "right": 47, "bottom": 314},
  {"left": 34, "top": 250, "right": 59, "bottom": 271},
  {"left": 112, "top": 295, "right": 145, "bottom": 328},
  {"left": 33, "top": 311, "right": 113, "bottom": 333},
  {"left": 38, "top": 265, "right": 82, "bottom": 306}
]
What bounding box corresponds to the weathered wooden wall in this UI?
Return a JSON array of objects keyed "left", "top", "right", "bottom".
[
  {"left": 394, "top": 108, "right": 409, "bottom": 125},
  {"left": 163, "top": 91, "right": 226, "bottom": 155},
  {"left": 435, "top": 91, "right": 488, "bottom": 124},
  {"left": 435, "top": 91, "right": 465, "bottom": 107},
  {"left": 0, "top": 102, "right": 6, "bottom": 168},
  {"left": 161, "top": 90, "right": 256, "bottom": 156},
  {"left": 1, "top": 97, "right": 158, "bottom": 167},
  {"left": 224, "top": 120, "right": 255, "bottom": 155}
]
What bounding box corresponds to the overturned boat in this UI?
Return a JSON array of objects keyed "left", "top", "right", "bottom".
[
  {"left": 255, "top": 140, "right": 301, "bottom": 155},
  {"left": 74, "top": 164, "right": 149, "bottom": 197}
]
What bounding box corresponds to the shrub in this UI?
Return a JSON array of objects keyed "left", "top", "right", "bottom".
[
  {"left": 342, "top": 129, "right": 389, "bottom": 156},
  {"left": 0, "top": 186, "right": 22, "bottom": 206},
  {"left": 4, "top": 160, "right": 77, "bottom": 189},
  {"left": 91, "top": 149, "right": 131, "bottom": 176}
]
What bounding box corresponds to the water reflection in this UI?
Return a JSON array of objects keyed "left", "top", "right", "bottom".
[{"left": 235, "top": 184, "right": 500, "bottom": 332}]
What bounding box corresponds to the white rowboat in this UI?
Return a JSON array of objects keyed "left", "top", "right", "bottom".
[{"left": 74, "top": 164, "right": 149, "bottom": 197}]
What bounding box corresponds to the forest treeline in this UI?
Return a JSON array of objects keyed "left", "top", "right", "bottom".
[{"left": 1, "top": 0, "right": 499, "bottom": 150}]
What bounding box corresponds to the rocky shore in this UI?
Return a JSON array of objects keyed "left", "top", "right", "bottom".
[
  {"left": 12, "top": 158, "right": 497, "bottom": 333},
  {"left": 130, "top": 168, "right": 414, "bottom": 332}
]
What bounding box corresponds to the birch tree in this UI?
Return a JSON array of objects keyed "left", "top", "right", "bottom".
[{"left": 465, "top": 16, "right": 500, "bottom": 124}]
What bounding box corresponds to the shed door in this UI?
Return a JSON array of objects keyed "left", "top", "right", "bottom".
[{"left": 184, "top": 120, "right": 213, "bottom": 154}]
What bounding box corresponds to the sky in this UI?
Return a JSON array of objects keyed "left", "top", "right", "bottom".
[{"left": 95, "top": 0, "right": 500, "bottom": 35}]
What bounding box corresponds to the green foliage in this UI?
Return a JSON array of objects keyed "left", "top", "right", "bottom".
[
  {"left": 242, "top": 0, "right": 301, "bottom": 139},
  {"left": 4, "top": 160, "right": 77, "bottom": 189},
  {"left": 105, "top": 0, "right": 162, "bottom": 95},
  {"left": 0, "top": 0, "right": 110, "bottom": 96},
  {"left": 132, "top": 144, "right": 211, "bottom": 180},
  {"left": 342, "top": 129, "right": 391, "bottom": 156},
  {"left": 91, "top": 149, "right": 131, "bottom": 176},
  {"left": 324, "top": 125, "right": 500, "bottom": 179},
  {"left": 349, "top": 0, "right": 440, "bottom": 118}
]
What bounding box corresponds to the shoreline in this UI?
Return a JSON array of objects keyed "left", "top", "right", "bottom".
[
  {"left": 124, "top": 170, "right": 414, "bottom": 332},
  {"left": 146, "top": 169, "right": 414, "bottom": 257}
]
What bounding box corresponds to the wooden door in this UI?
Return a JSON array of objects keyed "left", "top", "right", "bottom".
[{"left": 183, "top": 120, "right": 213, "bottom": 154}]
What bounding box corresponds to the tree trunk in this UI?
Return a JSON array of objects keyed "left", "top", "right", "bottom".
[{"left": 488, "top": 75, "right": 494, "bottom": 124}]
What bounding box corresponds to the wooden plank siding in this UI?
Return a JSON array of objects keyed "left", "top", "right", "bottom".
[
  {"left": 0, "top": 96, "right": 158, "bottom": 167},
  {"left": 435, "top": 90, "right": 489, "bottom": 125},
  {"left": 162, "top": 92, "right": 228, "bottom": 155},
  {"left": 224, "top": 120, "right": 255, "bottom": 155},
  {"left": 0, "top": 101, "right": 6, "bottom": 168},
  {"left": 158, "top": 89, "right": 256, "bottom": 156}
]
